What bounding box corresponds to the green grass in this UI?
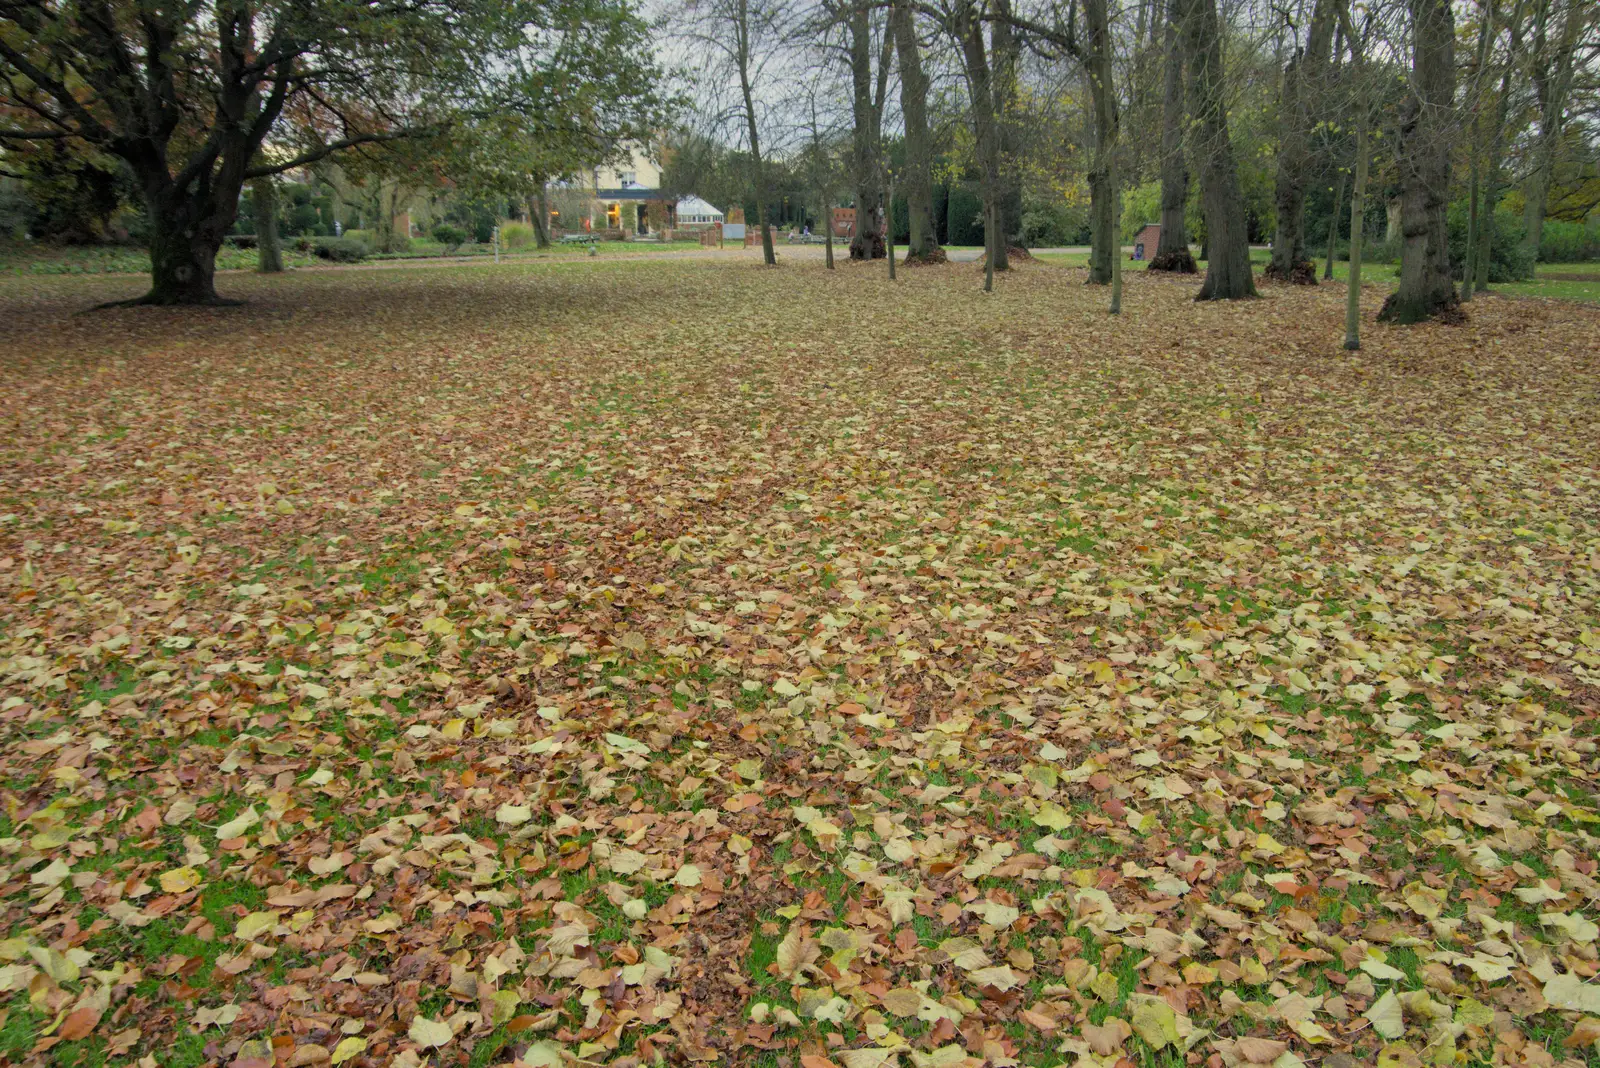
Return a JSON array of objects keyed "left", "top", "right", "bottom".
[
  {"left": 1031, "top": 247, "right": 1600, "bottom": 303},
  {"left": 0, "top": 236, "right": 709, "bottom": 277}
]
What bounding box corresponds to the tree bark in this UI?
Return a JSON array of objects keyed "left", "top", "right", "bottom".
[
  {"left": 135, "top": 196, "right": 233, "bottom": 305},
  {"left": 1378, "top": 0, "right": 1458, "bottom": 323},
  {"left": 1181, "top": 0, "right": 1256, "bottom": 300},
  {"left": 1266, "top": 0, "right": 1335, "bottom": 283},
  {"left": 253, "top": 178, "right": 283, "bottom": 273},
  {"left": 956, "top": 0, "right": 1007, "bottom": 273},
  {"left": 892, "top": 0, "right": 943, "bottom": 262},
  {"left": 1084, "top": 0, "right": 1120, "bottom": 286},
  {"left": 848, "top": 0, "right": 886, "bottom": 260},
  {"left": 1149, "top": 0, "right": 1195, "bottom": 272}
]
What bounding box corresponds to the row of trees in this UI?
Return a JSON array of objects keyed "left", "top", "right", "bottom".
[
  {"left": 3, "top": 0, "right": 1595, "bottom": 325},
  {"left": 676, "top": 0, "right": 1597, "bottom": 327},
  {"left": 1, "top": 0, "right": 672, "bottom": 303}
]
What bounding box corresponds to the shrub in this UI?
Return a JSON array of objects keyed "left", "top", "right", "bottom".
[
  {"left": 1446, "top": 204, "right": 1534, "bottom": 283},
  {"left": 1538, "top": 219, "right": 1600, "bottom": 263},
  {"left": 501, "top": 221, "right": 534, "bottom": 249},
  {"left": 343, "top": 228, "right": 372, "bottom": 246},
  {"left": 301, "top": 236, "right": 369, "bottom": 262},
  {"left": 945, "top": 187, "right": 984, "bottom": 247},
  {"left": 432, "top": 223, "right": 467, "bottom": 253},
  {"left": 227, "top": 233, "right": 258, "bottom": 250},
  {"left": 1365, "top": 236, "right": 1400, "bottom": 265}
]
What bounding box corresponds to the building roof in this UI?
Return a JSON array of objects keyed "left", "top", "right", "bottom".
[
  {"left": 596, "top": 188, "right": 675, "bottom": 201},
  {"left": 676, "top": 195, "right": 723, "bottom": 218}
]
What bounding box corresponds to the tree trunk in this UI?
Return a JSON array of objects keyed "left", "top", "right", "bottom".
[
  {"left": 531, "top": 185, "right": 551, "bottom": 249},
  {"left": 1461, "top": 0, "right": 1493, "bottom": 302},
  {"left": 990, "top": 1, "right": 1024, "bottom": 252},
  {"left": 113, "top": 170, "right": 241, "bottom": 307},
  {"left": 139, "top": 202, "right": 231, "bottom": 305},
  {"left": 848, "top": 0, "right": 886, "bottom": 260},
  {"left": 1345, "top": 99, "right": 1369, "bottom": 349},
  {"left": 1385, "top": 197, "right": 1403, "bottom": 243},
  {"left": 252, "top": 179, "right": 283, "bottom": 273},
  {"left": 1378, "top": 0, "right": 1458, "bottom": 323},
  {"left": 957, "top": 0, "right": 1007, "bottom": 273},
  {"left": 892, "top": 0, "right": 942, "bottom": 262},
  {"left": 1085, "top": 0, "right": 1119, "bottom": 286},
  {"left": 1182, "top": 0, "right": 1256, "bottom": 300},
  {"left": 823, "top": 192, "right": 835, "bottom": 268},
  {"left": 886, "top": 174, "right": 897, "bottom": 279},
  {"left": 736, "top": 0, "right": 776, "bottom": 266},
  {"left": 1150, "top": 0, "right": 1195, "bottom": 272},
  {"left": 1463, "top": 150, "right": 1482, "bottom": 301},
  {"left": 1266, "top": 0, "right": 1335, "bottom": 283},
  {"left": 1324, "top": 172, "right": 1343, "bottom": 279}
]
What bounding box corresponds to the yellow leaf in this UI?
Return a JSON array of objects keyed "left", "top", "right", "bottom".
[
  {"left": 330, "top": 1036, "right": 367, "bottom": 1064},
  {"left": 408, "top": 1015, "right": 454, "bottom": 1049},
  {"left": 159, "top": 866, "right": 203, "bottom": 894}
]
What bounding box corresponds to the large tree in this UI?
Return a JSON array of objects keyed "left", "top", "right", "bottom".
[
  {"left": 1180, "top": 0, "right": 1256, "bottom": 299},
  {"left": 0, "top": 0, "right": 661, "bottom": 305},
  {"left": 1378, "top": 0, "right": 1457, "bottom": 323},
  {"left": 1264, "top": 0, "right": 1336, "bottom": 283},
  {"left": 1148, "top": 0, "right": 1195, "bottom": 272},
  {"left": 844, "top": 0, "right": 894, "bottom": 259},
  {"left": 1082, "top": 0, "right": 1120, "bottom": 287},
  {"left": 891, "top": 0, "right": 943, "bottom": 262}
]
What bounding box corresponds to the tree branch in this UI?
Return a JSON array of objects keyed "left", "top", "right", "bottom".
[
  {"left": 0, "top": 127, "right": 77, "bottom": 140},
  {"left": 245, "top": 131, "right": 414, "bottom": 177}
]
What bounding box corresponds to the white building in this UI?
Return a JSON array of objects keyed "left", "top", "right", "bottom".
[{"left": 674, "top": 195, "right": 724, "bottom": 228}]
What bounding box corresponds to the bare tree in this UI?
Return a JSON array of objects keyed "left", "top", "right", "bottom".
[
  {"left": 1378, "top": 0, "right": 1457, "bottom": 322},
  {"left": 987, "top": 0, "right": 1120, "bottom": 286},
  {"left": 1337, "top": 0, "right": 1376, "bottom": 349},
  {"left": 681, "top": 0, "right": 787, "bottom": 264},
  {"left": 1265, "top": 0, "right": 1337, "bottom": 283},
  {"left": 1520, "top": 0, "right": 1589, "bottom": 256}
]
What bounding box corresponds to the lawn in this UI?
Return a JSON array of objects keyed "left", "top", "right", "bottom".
[
  {"left": 1, "top": 257, "right": 1598, "bottom": 1068},
  {"left": 1033, "top": 247, "right": 1600, "bottom": 303},
  {"left": 0, "top": 238, "right": 710, "bottom": 276}
]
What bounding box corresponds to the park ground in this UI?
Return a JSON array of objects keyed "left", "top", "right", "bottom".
[{"left": 1, "top": 256, "right": 1598, "bottom": 1068}]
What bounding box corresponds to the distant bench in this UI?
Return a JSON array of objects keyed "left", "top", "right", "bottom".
[{"left": 559, "top": 233, "right": 598, "bottom": 245}]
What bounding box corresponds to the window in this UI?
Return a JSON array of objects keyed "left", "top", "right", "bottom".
[{"left": 618, "top": 171, "right": 636, "bottom": 186}]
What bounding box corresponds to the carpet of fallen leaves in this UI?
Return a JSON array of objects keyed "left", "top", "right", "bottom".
[{"left": 1, "top": 259, "right": 1598, "bottom": 1068}]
